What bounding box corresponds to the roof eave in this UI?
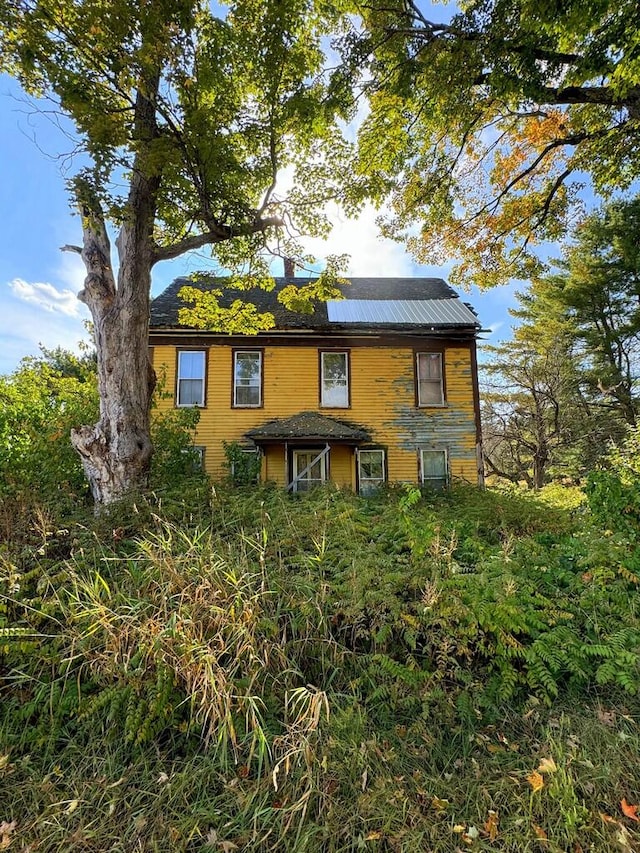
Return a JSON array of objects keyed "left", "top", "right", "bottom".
[{"left": 248, "top": 434, "right": 368, "bottom": 444}]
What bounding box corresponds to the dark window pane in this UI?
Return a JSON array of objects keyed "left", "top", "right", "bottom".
[
  {"left": 417, "top": 353, "right": 443, "bottom": 405},
  {"left": 234, "top": 352, "right": 261, "bottom": 406},
  {"left": 421, "top": 450, "right": 447, "bottom": 490},
  {"left": 178, "top": 378, "right": 203, "bottom": 406}
]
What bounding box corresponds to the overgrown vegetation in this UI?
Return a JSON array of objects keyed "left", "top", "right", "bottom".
[
  {"left": 482, "top": 194, "right": 640, "bottom": 489},
  {"left": 2, "top": 411, "right": 640, "bottom": 849}
]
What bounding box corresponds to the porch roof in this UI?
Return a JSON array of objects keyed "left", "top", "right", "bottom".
[{"left": 245, "top": 411, "right": 371, "bottom": 444}]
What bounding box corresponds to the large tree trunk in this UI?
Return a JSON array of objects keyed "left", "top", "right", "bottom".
[
  {"left": 69, "top": 69, "right": 161, "bottom": 507},
  {"left": 69, "top": 183, "right": 156, "bottom": 505},
  {"left": 71, "top": 165, "right": 155, "bottom": 509}
]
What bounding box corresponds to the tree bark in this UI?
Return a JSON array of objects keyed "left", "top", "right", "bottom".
[{"left": 69, "top": 182, "right": 156, "bottom": 505}]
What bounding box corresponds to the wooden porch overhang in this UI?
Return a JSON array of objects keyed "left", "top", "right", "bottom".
[{"left": 245, "top": 411, "right": 371, "bottom": 446}]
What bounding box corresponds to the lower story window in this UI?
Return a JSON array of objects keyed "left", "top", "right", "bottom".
[
  {"left": 420, "top": 449, "right": 448, "bottom": 490},
  {"left": 358, "top": 448, "right": 385, "bottom": 495},
  {"left": 230, "top": 447, "right": 261, "bottom": 485},
  {"left": 292, "top": 449, "right": 327, "bottom": 492},
  {"left": 182, "top": 445, "right": 205, "bottom": 471}
]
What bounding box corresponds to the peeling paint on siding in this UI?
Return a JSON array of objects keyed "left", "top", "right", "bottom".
[{"left": 151, "top": 342, "right": 480, "bottom": 486}]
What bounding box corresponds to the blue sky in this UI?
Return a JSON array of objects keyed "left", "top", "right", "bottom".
[{"left": 0, "top": 69, "right": 524, "bottom": 376}]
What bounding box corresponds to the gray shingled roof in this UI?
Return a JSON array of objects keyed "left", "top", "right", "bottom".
[
  {"left": 150, "top": 276, "right": 480, "bottom": 332},
  {"left": 246, "top": 411, "right": 371, "bottom": 442}
]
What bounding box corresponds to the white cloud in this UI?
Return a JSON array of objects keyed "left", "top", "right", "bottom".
[
  {"left": 1, "top": 277, "right": 91, "bottom": 374},
  {"left": 301, "top": 203, "right": 414, "bottom": 277},
  {"left": 57, "top": 251, "right": 87, "bottom": 293},
  {"left": 9, "top": 278, "right": 82, "bottom": 317}
]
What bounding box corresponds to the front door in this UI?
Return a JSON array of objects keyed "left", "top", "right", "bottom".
[{"left": 292, "top": 449, "right": 327, "bottom": 492}]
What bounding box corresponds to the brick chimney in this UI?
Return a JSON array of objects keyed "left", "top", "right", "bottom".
[{"left": 283, "top": 257, "right": 295, "bottom": 278}]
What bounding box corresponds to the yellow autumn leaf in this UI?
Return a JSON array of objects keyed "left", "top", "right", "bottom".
[
  {"left": 364, "top": 831, "right": 382, "bottom": 841},
  {"left": 527, "top": 770, "right": 544, "bottom": 792},
  {"left": 537, "top": 757, "right": 557, "bottom": 774},
  {"left": 483, "top": 810, "right": 499, "bottom": 841},
  {"left": 533, "top": 824, "right": 548, "bottom": 841}
]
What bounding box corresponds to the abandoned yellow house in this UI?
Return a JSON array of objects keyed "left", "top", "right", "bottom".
[{"left": 149, "top": 275, "right": 483, "bottom": 493}]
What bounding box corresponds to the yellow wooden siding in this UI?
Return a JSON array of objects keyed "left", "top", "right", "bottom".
[
  {"left": 263, "top": 444, "right": 286, "bottom": 486},
  {"left": 329, "top": 445, "right": 354, "bottom": 489},
  {"left": 152, "top": 343, "right": 478, "bottom": 486}
]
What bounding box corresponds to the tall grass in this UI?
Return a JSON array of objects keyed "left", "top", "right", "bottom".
[{"left": 2, "top": 482, "right": 640, "bottom": 850}]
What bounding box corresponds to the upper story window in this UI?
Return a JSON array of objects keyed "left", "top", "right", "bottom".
[
  {"left": 234, "top": 350, "right": 262, "bottom": 407},
  {"left": 321, "top": 351, "right": 349, "bottom": 408},
  {"left": 177, "top": 350, "right": 205, "bottom": 407},
  {"left": 416, "top": 352, "right": 444, "bottom": 406}
]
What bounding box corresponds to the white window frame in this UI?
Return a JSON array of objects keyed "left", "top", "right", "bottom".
[
  {"left": 177, "top": 350, "right": 205, "bottom": 407},
  {"left": 292, "top": 449, "right": 328, "bottom": 492},
  {"left": 357, "top": 448, "right": 386, "bottom": 495},
  {"left": 233, "top": 350, "right": 262, "bottom": 408},
  {"left": 320, "top": 351, "right": 349, "bottom": 408},
  {"left": 420, "top": 449, "right": 449, "bottom": 490},
  {"left": 416, "top": 352, "right": 445, "bottom": 407}
]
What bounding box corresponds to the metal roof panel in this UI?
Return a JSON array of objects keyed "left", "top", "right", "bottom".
[{"left": 326, "top": 299, "right": 478, "bottom": 326}]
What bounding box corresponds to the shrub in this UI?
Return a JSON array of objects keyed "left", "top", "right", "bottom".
[{"left": 586, "top": 423, "right": 640, "bottom": 538}]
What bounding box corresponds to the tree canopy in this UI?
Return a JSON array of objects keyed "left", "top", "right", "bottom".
[
  {"left": 517, "top": 196, "right": 640, "bottom": 426},
  {"left": 350, "top": 0, "right": 640, "bottom": 287},
  {"left": 0, "top": 0, "right": 357, "bottom": 503},
  {"left": 0, "top": 0, "right": 354, "bottom": 278},
  {"left": 482, "top": 195, "right": 640, "bottom": 486}
]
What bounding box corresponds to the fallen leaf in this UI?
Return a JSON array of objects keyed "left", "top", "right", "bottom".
[
  {"left": 597, "top": 708, "right": 616, "bottom": 727},
  {"left": 533, "top": 824, "right": 548, "bottom": 841},
  {"left": 462, "top": 825, "right": 479, "bottom": 845},
  {"left": 537, "top": 757, "right": 557, "bottom": 774},
  {"left": 453, "top": 824, "right": 466, "bottom": 833},
  {"left": 364, "top": 831, "right": 382, "bottom": 841},
  {"left": 157, "top": 772, "right": 169, "bottom": 785},
  {"left": 599, "top": 812, "right": 619, "bottom": 825},
  {"left": 361, "top": 767, "right": 368, "bottom": 791},
  {"left": 621, "top": 799, "right": 639, "bottom": 821},
  {"left": 431, "top": 797, "right": 449, "bottom": 811},
  {"left": 66, "top": 799, "right": 79, "bottom": 814},
  {"left": 527, "top": 771, "right": 544, "bottom": 793},
  {"left": 617, "top": 825, "right": 634, "bottom": 852},
  {"left": 483, "top": 810, "right": 499, "bottom": 841},
  {"left": 0, "top": 822, "right": 16, "bottom": 851}
]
